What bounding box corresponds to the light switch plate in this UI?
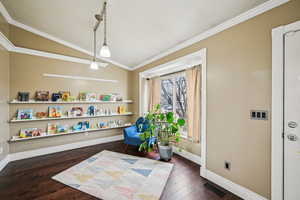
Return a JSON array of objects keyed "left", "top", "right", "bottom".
[{"left": 250, "top": 110, "right": 268, "bottom": 120}]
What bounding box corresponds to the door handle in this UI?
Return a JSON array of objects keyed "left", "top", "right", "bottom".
[
  {"left": 288, "top": 121, "right": 298, "bottom": 128},
  {"left": 287, "top": 134, "right": 298, "bottom": 141}
]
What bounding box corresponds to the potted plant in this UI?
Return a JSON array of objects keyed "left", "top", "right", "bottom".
[{"left": 139, "top": 104, "right": 185, "bottom": 161}]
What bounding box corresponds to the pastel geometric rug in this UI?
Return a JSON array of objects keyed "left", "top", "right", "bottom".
[{"left": 52, "top": 150, "right": 173, "bottom": 200}]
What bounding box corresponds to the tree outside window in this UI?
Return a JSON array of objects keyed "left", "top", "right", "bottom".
[{"left": 160, "top": 73, "right": 187, "bottom": 137}]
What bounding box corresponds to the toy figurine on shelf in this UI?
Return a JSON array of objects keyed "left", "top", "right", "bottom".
[
  {"left": 48, "top": 106, "right": 62, "bottom": 118},
  {"left": 51, "top": 93, "right": 61, "bottom": 102},
  {"left": 57, "top": 124, "right": 68, "bottom": 133},
  {"left": 98, "top": 122, "right": 106, "bottom": 128},
  {"left": 117, "top": 106, "right": 126, "bottom": 114},
  {"left": 87, "top": 106, "right": 96, "bottom": 116},
  {"left": 82, "top": 121, "right": 90, "bottom": 130},
  {"left": 36, "top": 112, "right": 48, "bottom": 119},
  {"left": 35, "top": 91, "right": 50, "bottom": 101},
  {"left": 17, "top": 109, "right": 33, "bottom": 120},
  {"left": 68, "top": 96, "right": 76, "bottom": 102},
  {"left": 17, "top": 92, "right": 29, "bottom": 102},
  {"left": 70, "top": 107, "right": 83, "bottom": 117},
  {"left": 59, "top": 91, "right": 70, "bottom": 101},
  {"left": 86, "top": 93, "right": 97, "bottom": 101},
  {"left": 78, "top": 92, "right": 87, "bottom": 101},
  {"left": 100, "top": 94, "right": 111, "bottom": 101},
  {"left": 73, "top": 122, "right": 83, "bottom": 131},
  {"left": 20, "top": 128, "right": 43, "bottom": 138},
  {"left": 111, "top": 93, "right": 122, "bottom": 101}
]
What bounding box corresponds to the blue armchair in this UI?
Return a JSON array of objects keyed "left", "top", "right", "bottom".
[{"left": 123, "top": 117, "right": 156, "bottom": 151}]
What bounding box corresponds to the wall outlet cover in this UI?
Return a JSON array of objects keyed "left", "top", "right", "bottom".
[{"left": 224, "top": 161, "right": 231, "bottom": 170}]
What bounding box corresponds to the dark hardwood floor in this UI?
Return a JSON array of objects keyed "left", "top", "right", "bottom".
[{"left": 0, "top": 141, "right": 242, "bottom": 200}]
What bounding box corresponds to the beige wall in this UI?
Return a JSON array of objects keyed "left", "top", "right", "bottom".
[
  {"left": 0, "top": 45, "right": 10, "bottom": 161},
  {"left": 5, "top": 22, "right": 133, "bottom": 153},
  {"left": 0, "top": 13, "right": 9, "bottom": 39},
  {"left": 0, "top": 12, "right": 9, "bottom": 162},
  {"left": 131, "top": 0, "right": 300, "bottom": 198},
  {"left": 9, "top": 25, "right": 92, "bottom": 60}
]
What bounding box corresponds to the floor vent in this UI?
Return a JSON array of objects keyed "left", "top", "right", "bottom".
[{"left": 204, "top": 182, "right": 226, "bottom": 198}]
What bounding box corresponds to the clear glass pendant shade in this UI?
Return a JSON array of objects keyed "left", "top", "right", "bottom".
[
  {"left": 90, "top": 61, "right": 99, "bottom": 70},
  {"left": 100, "top": 44, "right": 111, "bottom": 58}
]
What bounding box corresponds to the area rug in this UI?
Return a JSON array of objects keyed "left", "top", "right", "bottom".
[{"left": 52, "top": 150, "right": 173, "bottom": 200}]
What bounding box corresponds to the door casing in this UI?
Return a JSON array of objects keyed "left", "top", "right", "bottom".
[{"left": 272, "top": 20, "right": 300, "bottom": 200}]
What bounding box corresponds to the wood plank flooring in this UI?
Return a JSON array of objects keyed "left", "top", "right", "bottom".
[{"left": 0, "top": 141, "right": 242, "bottom": 200}]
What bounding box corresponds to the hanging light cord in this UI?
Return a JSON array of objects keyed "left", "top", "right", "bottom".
[
  {"left": 93, "top": 29, "right": 96, "bottom": 62},
  {"left": 103, "top": 3, "right": 107, "bottom": 46}
]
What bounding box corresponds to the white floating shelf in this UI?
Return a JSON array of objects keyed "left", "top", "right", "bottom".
[
  {"left": 10, "top": 112, "right": 134, "bottom": 123},
  {"left": 9, "top": 100, "right": 133, "bottom": 104},
  {"left": 9, "top": 124, "right": 131, "bottom": 142}
]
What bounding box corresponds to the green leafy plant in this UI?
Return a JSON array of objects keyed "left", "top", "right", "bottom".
[{"left": 139, "top": 104, "right": 185, "bottom": 152}]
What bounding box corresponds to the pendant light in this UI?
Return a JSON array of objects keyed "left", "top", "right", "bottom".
[
  {"left": 100, "top": 3, "right": 111, "bottom": 58},
  {"left": 90, "top": 1, "right": 110, "bottom": 70}
]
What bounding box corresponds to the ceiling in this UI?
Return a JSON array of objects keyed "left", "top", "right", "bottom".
[{"left": 1, "top": 0, "right": 269, "bottom": 68}]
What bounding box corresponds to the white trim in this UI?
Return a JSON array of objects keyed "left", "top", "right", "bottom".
[
  {"left": 0, "top": 2, "right": 131, "bottom": 70},
  {"left": 0, "top": 31, "right": 14, "bottom": 51},
  {"left": 132, "top": 0, "right": 290, "bottom": 70},
  {"left": 9, "top": 135, "right": 124, "bottom": 162},
  {"left": 13, "top": 47, "right": 108, "bottom": 67},
  {"left": 43, "top": 73, "right": 117, "bottom": 83},
  {"left": 206, "top": 170, "right": 268, "bottom": 200},
  {"left": 0, "top": 155, "right": 10, "bottom": 172},
  {"left": 271, "top": 25, "right": 285, "bottom": 200},
  {"left": 271, "top": 20, "right": 300, "bottom": 200},
  {"left": 200, "top": 48, "right": 207, "bottom": 178},
  {"left": 0, "top": 134, "right": 124, "bottom": 172},
  {"left": 173, "top": 146, "right": 201, "bottom": 165},
  {"left": 140, "top": 50, "right": 202, "bottom": 78}
]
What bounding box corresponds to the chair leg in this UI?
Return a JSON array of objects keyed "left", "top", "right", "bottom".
[
  {"left": 154, "top": 143, "right": 159, "bottom": 153},
  {"left": 124, "top": 144, "right": 129, "bottom": 153}
]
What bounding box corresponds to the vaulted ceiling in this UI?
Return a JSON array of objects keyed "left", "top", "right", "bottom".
[{"left": 1, "top": 0, "right": 269, "bottom": 69}]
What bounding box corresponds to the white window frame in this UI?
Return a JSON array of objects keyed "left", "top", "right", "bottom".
[
  {"left": 139, "top": 49, "right": 207, "bottom": 177},
  {"left": 160, "top": 72, "right": 188, "bottom": 138}
]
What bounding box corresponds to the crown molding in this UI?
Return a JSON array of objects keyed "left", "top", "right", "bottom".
[
  {"left": 0, "top": 2, "right": 132, "bottom": 71},
  {"left": 132, "top": 0, "right": 290, "bottom": 70}
]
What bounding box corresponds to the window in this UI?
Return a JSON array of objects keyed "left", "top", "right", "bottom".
[{"left": 160, "top": 72, "right": 187, "bottom": 137}]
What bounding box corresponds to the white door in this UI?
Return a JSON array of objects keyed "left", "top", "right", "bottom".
[{"left": 284, "top": 30, "right": 300, "bottom": 200}]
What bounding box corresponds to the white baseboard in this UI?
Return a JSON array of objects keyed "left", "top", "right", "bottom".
[
  {"left": 9, "top": 135, "right": 124, "bottom": 162},
  {"left": 173, "top": 146, "right": 201, "bottom": 165},
  {"left": 0, "top": 155, "right": 10, "bottom": 171},
  {"left": 205, "top": 170, "right": 268, "bottom": 200}
]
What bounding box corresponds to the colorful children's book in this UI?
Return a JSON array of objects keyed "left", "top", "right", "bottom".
[
  {"left": 17, "top": 109, "right": 33, "bottom": 120},
  {"left": 48, "top": 106, "right": 62, "bottom": 118},
  {"left": 47, "top": 124, "right": 57, "bottom": 134},
  {"left": 20, "top": 128, "right": 42, "bottom": 138}
]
